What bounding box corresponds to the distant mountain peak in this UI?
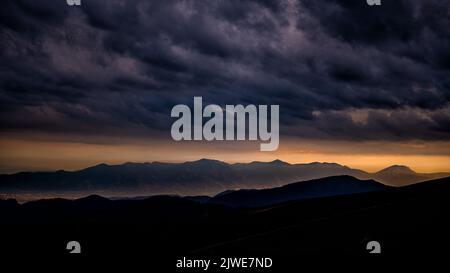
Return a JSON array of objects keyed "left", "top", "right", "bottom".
[
  {"left": 377, "top": 165, "right": 415, "bottom": 174},
  {"left": 77, "top": 194, "right": 110, "bottom": 202},
  {"left": 270, "top": 159, "right": 290, "bottom": 165},
  {"left": 186, "top": 158, "right": 229, "bottom": 166},
  {"left": 73, "top": 195, "right": 112, "bottom": 206},
  {"left": 246, "top": 159, "right": 290, "bottom": 166},
  {"left": 81, "top": 163, "right": 110, "bottom": 171}
]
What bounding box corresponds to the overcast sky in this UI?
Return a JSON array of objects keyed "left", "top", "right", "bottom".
[{"left": 1, "top": 0, "right": 449, "bottom": 173}]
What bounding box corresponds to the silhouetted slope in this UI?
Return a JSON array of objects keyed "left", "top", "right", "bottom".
[
  {"left": 0, "top": 177, "right": 449, "bottom": 258},
  {"left": 372, "top": 165, "right": 449, "bottom": 186},
  {"left": 196, "top": 176, "right": 450, "bottom": 257},
  {"left": 209, "top": 175, "right": 391, "bottom": 207}
]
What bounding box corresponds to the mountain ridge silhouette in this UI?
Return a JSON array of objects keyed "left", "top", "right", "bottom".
[{"left": 1, "top": 159, "right": 449, "bottom": 197}]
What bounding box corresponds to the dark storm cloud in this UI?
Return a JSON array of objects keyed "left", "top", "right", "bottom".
[{"left": 1, "top": 0, "right": 449, "bottom": 141}]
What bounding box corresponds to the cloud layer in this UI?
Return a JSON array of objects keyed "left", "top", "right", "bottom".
[{"left": 1, "top": 0, "right": 450, "bottom": 141}]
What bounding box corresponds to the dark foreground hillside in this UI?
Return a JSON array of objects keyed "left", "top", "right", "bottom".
[{"left": 0, "top": 176, "right": 449, "bottom": 268}]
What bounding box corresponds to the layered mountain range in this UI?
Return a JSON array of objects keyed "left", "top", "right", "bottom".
[
  {"left": 1, "top": 176, "right": 449, "bottom": 257},
  {"left": 1, "top": 159, "right": 448, "bottom": 197}
]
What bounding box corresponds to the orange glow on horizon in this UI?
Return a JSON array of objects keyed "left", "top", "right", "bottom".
[{"left": 1, "top": 137, "right": 450, "bottom": 174}]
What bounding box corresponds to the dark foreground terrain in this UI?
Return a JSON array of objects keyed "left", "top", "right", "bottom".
[{"left": 1, "top": 176, "right": 449, "bottom": 269}]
